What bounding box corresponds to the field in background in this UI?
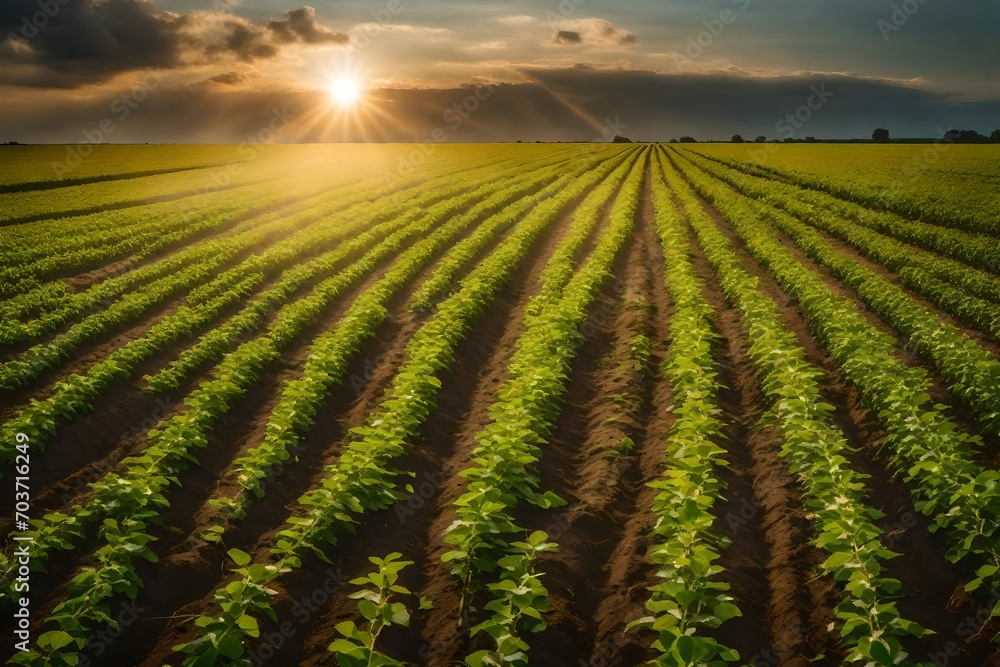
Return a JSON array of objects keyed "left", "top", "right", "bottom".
[
  {"left": 1, "top": 143, "right": 999, "bottom": 667},
  {"left": 692, "top": 143, "right": 1000, "bottom": 231}
]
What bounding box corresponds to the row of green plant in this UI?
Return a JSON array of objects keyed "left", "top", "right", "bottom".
[
  {"left": 0, "top": 269, "right": 260, "bottom": 460},
  {"left": 167, "top": 149, "right": 636, "bottom": 666},
  {"left": 0, "top": 147, "right": 508, "bottom": 343},
  {"left": 682, "top": 150, "right": 1000, "bottom": 305},
  {"left": 662, "top": 149, "right": 930, "bottom": 665},
  {"left": 689, "top": 149, "right": 999, "bottom": 236},
  {"left": 3, "top": 183, "right": 258, "bottom": 274},
  {"left": 408, "top": 145, "right": 641, "bottom": 312},
  {"left": 145, "top": 147, "right": 595, "bottom": 394},
  {"left": 0, "top": 193, "right": 251, "bottom": 300},
  {"left": 1, "top": 163, "right": 557, "bottom": 585},
  {"left": 896, "top": 267, "right": 1000, "bottom": 339},
  {"left": 0, "top": 157, "right": 347, "bottom": 298},
  {"left": 0, "top": 145, "right": 558, "bottom": 304},
  {"left": 443, "top": 150, "right": 646, "bottom": 665},
  {"left": 0, "top": 158, "right": 285, "bottom": 248},
  {"left": 0, "top": 153, "right": 590, "bottom": 666},
  {"left": 525, "top": 148, "right": 644, "bottom": 312},
  {"left": 674, "top": 150, "right": 1000, "bottom": 438},
  {"left": 202, "top": 152, "right": 616, "bottom": 531},
  {"left": 686, "top": 150, "right": 1000, "bottom": 273},
  {"left": 625, "top": 151, "right": 742, "bottom": 666},
  {"left": 0, "top": 145, "right": 568, "bottom": 360},
  {"left": 690, "top": 151, "right": 1000, "bottom": 343},
  {"left": 666, "top": 150, "right": 1000, "bottom": 644},
  {"left": 1, "top": 177, "right": 409, "bottom": 356},
  {"left": 0, "top": 152, "right": 576, "bottom": 471},
  {"left": 718, "top": 164, "right": 1000, "bottom": 341},
  {"left": 702, "top": 150, "right": 1000, "bottom": 342},
  {"left": 0, "top": 148, "right": 231, "bottom": 193},
  {"left": 1, "top": 151, "right": 576, "bottom": 574},
  {"left": 0, "top": 145, "right": 513, "bottom": 260},
  {"left": 326, "top": 552, "right": 432, "bottom": 667},
  {"left": 0, "top": 150, "right": 370, "bottom": 228}
]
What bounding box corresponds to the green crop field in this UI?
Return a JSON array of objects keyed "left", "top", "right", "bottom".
[{"left": 1, "top": 143, "right": 999, "bottom": 667}]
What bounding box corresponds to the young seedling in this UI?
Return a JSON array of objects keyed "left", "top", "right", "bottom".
[
  {"left": 605, "top": 435, "right": 636, "bottom": 461},
  {"left": 328, "top": 552, "right": 431, "bottom": 667},
  {"left": 626, "top": 333, "right": 654, "bottom": 370},
  {"left": 465, "top": 531, "right": 557, "bottom": 667},
  {"left": 173, "top": 548, "right": 284, "bottom": 667}
]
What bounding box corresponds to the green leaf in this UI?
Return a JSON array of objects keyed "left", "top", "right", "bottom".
[
  {"left": 358, "top": 599, "right": 379, "bottom": 621},
  {"left": 38, "top": 631, "right": 76, "bottom": 652},
  {"left": 237, "top": 614, "right": 260, "bottom": 638},
  {"left": 868, "top": 639, "right": 892, "bottom": 665},
  {"left": 218, "top": 634, "right": 245, "bottom": 659},
  {"left": 672, "top": 634, "right": 696, "bottom": 663},
  {"left": 228, "top": 548, "right": 252, "bottom": 567}
]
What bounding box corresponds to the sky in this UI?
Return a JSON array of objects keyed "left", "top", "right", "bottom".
[{"left": 0, "top": 0, "right": 997, "bottom": 142}]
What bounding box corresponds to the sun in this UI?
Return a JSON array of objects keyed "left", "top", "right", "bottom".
[{"left": 329, "top": 77, "right": 363, "bottom": 108}]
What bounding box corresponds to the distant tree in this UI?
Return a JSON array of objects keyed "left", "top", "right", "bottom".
[
  {"left": 872, "top": 128, "right": 891, "bottom": 143},
  {"left": 669, "top": 138, "right": 677, "bottom": 143},
  {"left": 731, "top": 134, "right": 744, "bottom": 143},
  {"left": 992, "top": 129, "right": 1000, "bottom": 143},
  {"left": 959, "top": 129, "right": 989, "bottom": 143},
  {"left": 805, "top": 136, "right": 817, "bottom": 143},
  {"left": 945, "top": 129, "right": 990, "bottom": 144},
  {"left": 754, "top": 135, "right": 767, "bottom": 143},
  {"left": 611, "top": 135, "right": 633, "bottom": 143},
  {"left": 679, "top": 136, "right": 697, "bottom": 143}
]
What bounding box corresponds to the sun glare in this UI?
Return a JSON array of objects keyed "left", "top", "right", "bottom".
[{"left": 329, "top": 77, "right": 362, "bottom": 108}]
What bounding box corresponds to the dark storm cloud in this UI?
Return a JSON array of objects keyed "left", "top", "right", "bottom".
[
  {"left": 0, "top": 0, "right": 179, "bottom": 82},
  {"left": 4, "top": 68, "right": 998, "bottom": 144},
  {"left": 516, "top": 67, "right": 1000, "bottom": 141},
  {"left": 267, "top": 7, "right": 347, "bottom": 45},
  {"left": 0, "top": 1, "right": 346, "bottom": 87},
  {"left": 194, "top": 19, "right": 279, "bottom": 62},
  {"left": 553, "top": 31, "right": 582, "bottom": 44},
  {"left": 551, "top": 18, "right": 636, "bottom": 46}
]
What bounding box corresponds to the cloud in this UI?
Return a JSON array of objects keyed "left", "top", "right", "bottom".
[
  {"left": 267, "top": 7, "right": 347, "bottom": 45},
  {"left": 351, "top": 23, "right": 449, "bottom": 35},
  {"left": 175, "top": 12, "right": 278, "bottom": 63},
  {"left": 552, "top": 18, "right": 636, "bottom": 45},
  {"left": 553, "top": 31, "right": 582, "bottom": 44},
  {"left": 199, "top": 71, "right": 249, "bottom": 86},
  {"left": 0, "top": 0, "right": 347, "bottom": 88},
  {"left": 496, "top": 15, "right": 534, "bottom": 26}
]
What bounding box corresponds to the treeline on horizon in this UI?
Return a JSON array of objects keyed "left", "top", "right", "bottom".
[{"left": 664, "top": 128, "right": 1000, "bottom": 144}]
